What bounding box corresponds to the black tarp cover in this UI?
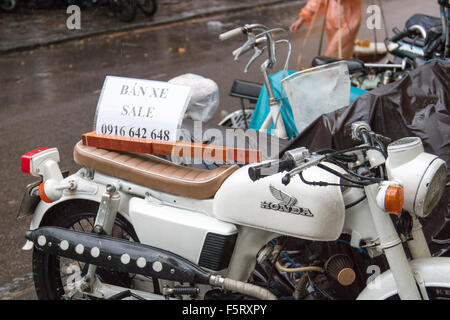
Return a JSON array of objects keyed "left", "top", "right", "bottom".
[{"left": 283, "top": 60, "right": 450, "bottom": 253}]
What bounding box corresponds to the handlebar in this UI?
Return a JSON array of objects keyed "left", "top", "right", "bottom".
[
  {"left": 248, "top": 122, "right": 387, "bottom": 185},
  {"left": 249, "top": 147, "right": 312, "bottom": 182},
  {"left": 248, "top": 158, "right": 295, "bottom": 182},
  {"left": 389, "top": 27, "right": 410, "bottom": 42},
  {"left": 219, "top": 24, "right": 268, "bottom": 41},
  {"left": 281, "top": 154, "right": 326, "bottom": 186},
  {"left": 387, "top": 25, "right": 427, "bottom": 43},
  {"left": 248, "top": 151, "right": 326, "bottom": 184},
  {"left": 219, "top": 27, "right": 245, "bottom": 41},
  {"left": 248, "top": 122, "right": 390, "bottom": 189},
  {"left": 219, "top": 24, "right": 289, "bottom": 74}
]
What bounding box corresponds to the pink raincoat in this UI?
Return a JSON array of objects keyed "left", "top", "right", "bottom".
[{"left": 299, "top": 0, "right": 363, "bottom": 59}]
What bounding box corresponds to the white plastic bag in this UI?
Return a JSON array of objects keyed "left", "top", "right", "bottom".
[{"left": 168, "top": 73, "right": 219, "bottom": 122}]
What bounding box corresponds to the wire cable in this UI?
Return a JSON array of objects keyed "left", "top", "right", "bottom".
[
  {"left": 275, "top": 261, "right": 324, "bottom": 273},
  {"left": 317, "top": 164, "right": 376, "bottom": 186},
  {"left": 299, "top": 171, "right": 364, "bottom": 188}
]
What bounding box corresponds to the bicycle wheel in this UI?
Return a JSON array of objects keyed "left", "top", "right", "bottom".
[
  {"left": 110, "top": 0, "right": 137, "bottom": 22},
  {"left": 0, "top": 0, "right": 17, "bottom": 12},
  {"left": 32, "top": 200, "right": 147, "bottom": 299},
  {"left": 137, "top": 0, "right": 157, "bottom": 17},
  {"left": 35, "top": 0, "right": 55, "bottom": 9},
  {"left": 218, "top": 109, "right": 254, "bottom": 129}
]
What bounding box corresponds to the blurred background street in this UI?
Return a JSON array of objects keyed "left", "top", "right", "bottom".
[{"left": 0, "top": 0, "right": 442, "bottom": 299}]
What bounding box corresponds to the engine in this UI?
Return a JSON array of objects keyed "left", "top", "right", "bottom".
[{"left": 247, "top": 236, "right": 389, "bottom": 300}]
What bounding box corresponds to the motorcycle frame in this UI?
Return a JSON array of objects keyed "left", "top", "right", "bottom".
[{"left": 22, "top": 164, "right": 450, "bottom": 300}]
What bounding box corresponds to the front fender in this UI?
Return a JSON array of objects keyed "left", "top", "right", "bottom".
[
  {"left": 22, "top": 179, "right": 133, "bottom": 250},
  {"left": 357, "top": 257, "right": 450, "bottom": 300},
  {"left": 22, "top": 194, "right": 103, "bottom": 250}
]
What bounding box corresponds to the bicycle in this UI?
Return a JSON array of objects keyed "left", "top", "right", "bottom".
[
  {"left": 137, "top": 0, "right": 156, "bottom": 17},
  {"left": 219, "top": 24, "right": 292, "bottom": 139},
  {"left": 0, "top": 0, "right": 17, "bottom": 11}
]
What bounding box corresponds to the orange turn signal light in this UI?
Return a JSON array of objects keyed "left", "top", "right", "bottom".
[
  {"left": 38, "top": 182, "right": 53, "bottom": 203},
  {"left": 384, "top": 185, "right": 404, "bottom": 215}
]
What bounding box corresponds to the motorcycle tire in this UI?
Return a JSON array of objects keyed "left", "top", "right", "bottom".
[
  {"left": 110, "top": 0, "right": 137, "bottom": 23},
  {"left": 137, "top": 0, "right": 157, "bottom": 17},
  {"left": 0, "top": 0, "right": 17, "bottom": 11},
  {"left": 32, "top": 199, "right": 146, "bottom": 300}
]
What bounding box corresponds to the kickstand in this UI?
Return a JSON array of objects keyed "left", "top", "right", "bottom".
[{"left": 107, "top": 290, "right": 146, "bottom": 300}]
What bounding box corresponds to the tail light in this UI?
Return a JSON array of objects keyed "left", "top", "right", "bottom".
[
  {"left": 21, "top": 147, "right": 51, "bottom": 175},
  {"left": 20, "top": 148, "right": 60, "bottom": 177},
  {"left": 21, "top": 147, "right": 65, "bottom": 203}
]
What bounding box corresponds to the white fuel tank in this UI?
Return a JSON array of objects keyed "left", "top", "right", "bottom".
[{"left": 213, "top": 163, "right": 346, "bottom": 241}]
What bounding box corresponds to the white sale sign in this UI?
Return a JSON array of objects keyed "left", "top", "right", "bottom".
[{"left": 94, "top": 76, "right": 191, "bottom": 142}]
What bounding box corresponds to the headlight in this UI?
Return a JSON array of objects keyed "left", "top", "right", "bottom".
[
  {"left": 386, "top": 137, "right": 446, "bottom": 217},
  {"left": 421, "top": 161, "right": 446, "bottom": 216}
]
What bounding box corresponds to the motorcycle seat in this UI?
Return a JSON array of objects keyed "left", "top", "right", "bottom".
[
  {"left": 73, "top": 141, "right": 239, "bottom": 199},
  {"left": 311, "top": 56, "right": 366, "bottom": 74},
  {"left": 229, "top": 80, "right": 263, "bottom": 103},
  {"left": 405, "top": 14, "right": 442, "bottom": 35}
]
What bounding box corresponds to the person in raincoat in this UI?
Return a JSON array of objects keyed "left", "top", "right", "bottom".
[{"left": 290, "top": 0, "right": 363, "bottom": 59}]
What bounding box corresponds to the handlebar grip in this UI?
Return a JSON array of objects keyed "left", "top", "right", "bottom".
[
  {"left": 248, "top": 162, "right": 272, "bottom": 181},
  {"left": 389, "top": 28, "right": 408, "bottom": 42},
  {"left": 248, "top": 159, "right": 295, "bottom": 182},
  {"left": 219, "top": 27, "right": 244, "bottom": 41}
]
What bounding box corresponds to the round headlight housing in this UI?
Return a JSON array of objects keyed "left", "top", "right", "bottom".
[
  {"left": 419, "top": 161, "right": 446, "bottom": 217},
  {"left": 386, "top": 137, "right": 447, "bottom": 217}
]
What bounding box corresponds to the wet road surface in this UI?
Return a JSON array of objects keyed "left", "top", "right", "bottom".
[
  {"left": 0, "top": 0, "right": 441, "bottom": 299},
  {"left": 0, "top": 0, "right": 296, "bottom": 53}
]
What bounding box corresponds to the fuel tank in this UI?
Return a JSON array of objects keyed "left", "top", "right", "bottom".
[{"left": 213, "top": 162, "right": 346, "bottom": 241}]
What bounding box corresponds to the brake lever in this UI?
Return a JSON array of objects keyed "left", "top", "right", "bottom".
[
  {"left": 281, "top": 154, "right": 326, "bottom": 185},
  {"left": 244, "top": 46, "right": 263, "bottom": 73},
  {"left": 233, "top": 37, "right": 267, "bottom": 61},
  {"left": 232, "top": 32, "right": 257, "bottom": 61}
]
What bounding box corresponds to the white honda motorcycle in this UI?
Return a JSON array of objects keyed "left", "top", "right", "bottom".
[{"left": 18, "top": 116, "right": 449, "bottom": 300}]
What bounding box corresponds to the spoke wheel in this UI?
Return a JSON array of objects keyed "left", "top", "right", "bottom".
[
  {"left": 35, "top": 0, "right": 55, "bottom": 9},
  {"left": 137, "top": 0, "right": 157, "bottom": 16},
  {"left": 0, "top": 0, "right": 17, "bottom": 11},
  {"left": 218, "top": 109, "right": 254, "bottom": 129},
  {"left": 110, "top": 0, "right": 137, "bottom": 22},
  {"left": 32, "top": 200, "right": 155, "bottom": 300}
]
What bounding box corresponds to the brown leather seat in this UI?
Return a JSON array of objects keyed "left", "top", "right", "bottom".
[{"left": 73, "top": 141, "right": 239, "bottom": 199}]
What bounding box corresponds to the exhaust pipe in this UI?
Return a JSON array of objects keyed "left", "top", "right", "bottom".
[
  {"left": 26, "top": 226, "right": 278, "bottom": 300},
  {"left": 26, "top": 226, "right": 211, "bottom": 285}
]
